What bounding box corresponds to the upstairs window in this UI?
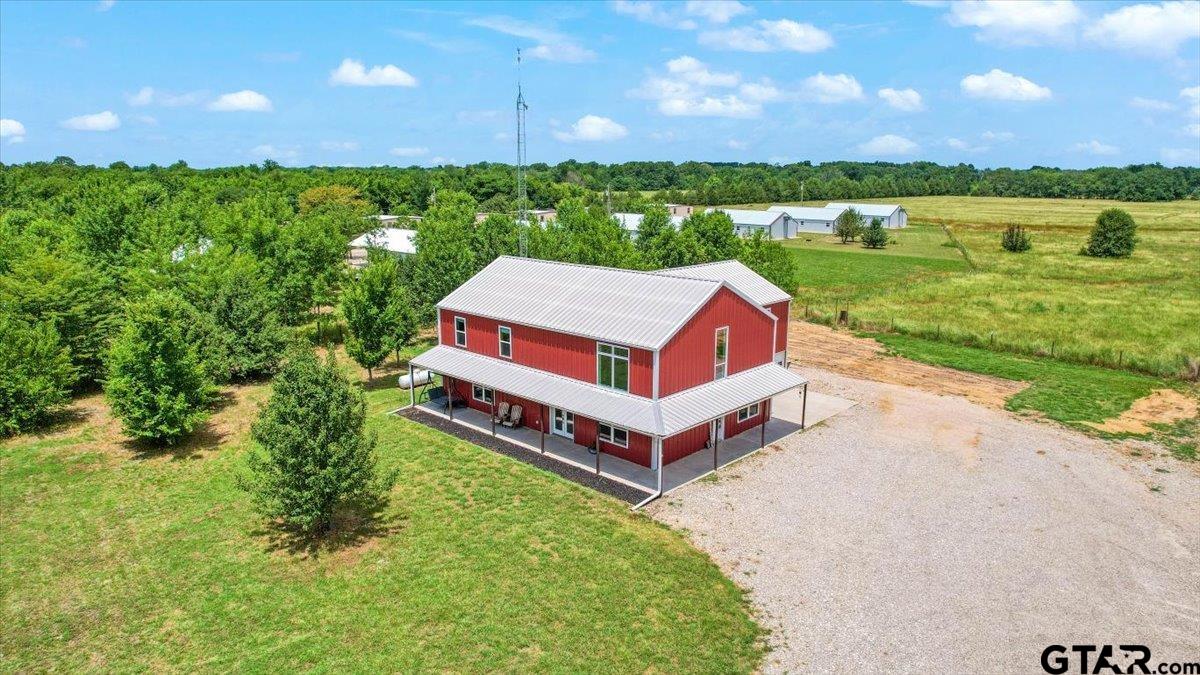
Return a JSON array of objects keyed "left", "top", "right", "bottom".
[
  {"left": 454, "top": 316, "right": 467, "bottom": 347},
  {"left": 598, "top": 423, "right": 629, "bottom": 448},
  {"left": 498, "top": 326, "right": 512, "bottom": 358},
  {"left": 597, "top": 343, "right": 630, "bottom": 392},
  {"left": 714, "top": 326, "right": 729, "bottom": 380}
]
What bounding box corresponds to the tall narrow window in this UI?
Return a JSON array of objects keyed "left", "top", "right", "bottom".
[
  {"left": 597, "top": 343, "right": 630, "bottom": 392},
  {"left": 714, "top": 326, "right": 729, "bottom": 379},
  {"left": 454, "top": 316, "right": 467, "bottom": 347},
  {"left": 498, "top": 326, "right": 512, "bottom": 358}
]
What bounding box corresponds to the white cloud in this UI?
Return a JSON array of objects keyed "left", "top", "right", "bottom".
[
  {"left": 960, "top": 69, "right": 1051, "bottom": 101},
  {"left": 699, "top": 19, "right": 833, "bottom": 53},
  {"left": 1130, "top": 96, "right": 1175, "bottom": 111},
  {"left": 127, "top": 86, "right": 154, "bottom": 106},
  {"left": 1186, "top": 124, "right": 1200, "bottom": 137},
  {"left": 96, "top": 0, "right": 115, "bottom": 11},
  {"left": 1162, "top": 146, "right": 1200, "bottom": 164},
  {"left": 660, "top": 95, "right": 759, "bottom": 117},
  {"left": 726, "top": 138, "right": 748, "bottom": 150},
  {"left": 1182, "top": 86, "right": 1200, "bottom": 118},
  {"left": 329, "top": 58, "right": 417, "bottom": 87},
  {"left": 61, "top": 110, "right": 120, "bottom": 131},
  {"left": 666, "top": 55, "right": 739, "bottom": 87},
  {"left": 208, "top": 90, "right": 273, "bottom": 112},
  {"left": 467, "top": 15, "right": 595, "bottom": 62},
  {"left": 126, "top": 86, "right": 206, "bottom": 108},
  {"left": 739, "top": 80, "right": 781, "bottom": 102},
  {"left": 858, "top": 134, "right": 919, "bottom": 155},
  {"left": 612, "top": 1, "right": 697, "bottom": 29},
  {"left": 390, "top": 146, "right": 429, "bottom": 157},
  {"left": 133, "top": 114, "right": 158, "bottom": 126},
  {"left": 878, "top": 87, "right": 924, "bottom": 111},
  {"left": 649, "top": 130, "right": 678, "bottom": 142},
  {"left": 685, "top": 0, "right": 751, "bottom": 24},
  {"left": 321, "top": 140, "right": 360, "bottom": 151},
  {"left": 981, "top": 130, "right": 1015, "bottom": 142},
  {"left": 803, "top": 72, "right": 864, "bottom": 103},
  {"left": 0, "top": 118, "right": 26, "bottom": 143},
  {"left": 493, "top": 131, "right": 511, "bottom": 142},
  {"left": 946, "top": 137, "right": 977, "bottom": 151},
  {"left": 552, "top": 115, "right": 629, "bottom": 142},
  {"left": 947, "top": 0, "right": 1082, "bottom": 45},
  {"left": 947, "top": 130, "right": 1014, "bottom": 152},
  {"left": 1071, "top": 139, "right": 1119, "bottom": 155},
  {"left": 428, "top": 156, "right": 456, "bottom": 166},
  {"left": 1084, "top": 2, "right": 1200, "bottom": 57},
  {"left": 249, "top": 144, "right": 299, "bottom": 162}
]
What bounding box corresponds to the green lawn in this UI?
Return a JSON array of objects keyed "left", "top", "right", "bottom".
[{"left": 1, "top": 381, "right": 764, "bottom": 672}]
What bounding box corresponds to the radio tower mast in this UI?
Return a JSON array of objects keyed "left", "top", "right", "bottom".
[{"left": 515, "top": 48, "right": 530, "bottom": 257}]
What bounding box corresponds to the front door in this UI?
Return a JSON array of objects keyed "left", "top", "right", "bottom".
[{"left": 551, "top": 408, "right": 574, "bottom": 438}]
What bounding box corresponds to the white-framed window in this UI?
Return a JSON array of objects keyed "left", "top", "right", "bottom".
[
  {"left": 597, "top": 343, "right": 630, "bottom": 392},
  {"left": 498, "top": 326, "right": 512, "bottom": 359},
  {"left": 454, "top": 316, "right": 467, "bottom": 347},
  {"left": 714, "top": 326, "right": 729, "bottom": 380},
  {"left": 737, "top": 402, "right": 760, "bottom": 422},
  {"left": 472, "top": 384, "right": 493, "bottom": 404},
  {"left": 598, "top": 423, "right": 629, "bottom": 448}
]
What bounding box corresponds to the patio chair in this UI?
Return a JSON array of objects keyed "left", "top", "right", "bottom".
[
  {"left": 501, "top": 404, "right": 523, "bottom": 428},
  {"left": 491, "top": 401, "right": 511, "bottom": 425}
]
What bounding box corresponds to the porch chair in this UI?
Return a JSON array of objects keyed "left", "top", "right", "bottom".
[
  {"left": 501, "top": 405, "right": 523, "bottom": 429},
  {"left": 491, "top": 401, "right": 511, "bottom": 425}
]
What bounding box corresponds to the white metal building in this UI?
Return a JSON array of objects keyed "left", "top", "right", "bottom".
[
  {"left": 705, "top": 208, "right": 788, "bottom": 240},
  {"left": 825, "top": 202, "right": 907, "bottom": 228},
  {"left": 347, "top": 227, "right": 417, "bottom": 269},
  {"left": 766, "top": 205, "right": 848, "bottom": 236},
  {"left": 613, "top": 212, "right": 687, "bottom": 240}
]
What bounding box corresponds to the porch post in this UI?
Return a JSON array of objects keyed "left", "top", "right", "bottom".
[
  {"left": 540, "top": 405, "right": 546, "bottom": 453},
  {"left": 760, "top": 401, "right": 767, "bottom": 450},
  {"left": 800, "top": 382, "right": 808, "bottom": 429},
  {"left": 447, "top": 377, "right": 454, "bottom": 421},
  {"left": 491, "top": 395, "right": 497, "bottom": 436},
  {"left": 655, "top": 436, "right": 663, "bottom": 495},
  {"left": 595, "top": 431, "right": 600, "bottom": 475},
  {"left": 407, "top": 363, "right": 415, "bottom": 409},
  {"left": 713, "top": 419, "right": 719, "bottom": 471}
]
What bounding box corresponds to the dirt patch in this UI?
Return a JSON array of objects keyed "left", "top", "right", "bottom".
[
  {"left": 788, "top": 321, "right": 1027, "bottom": 408},
  {"left": 1085, "top": 389, "right": 1199, "bottom": 435}
]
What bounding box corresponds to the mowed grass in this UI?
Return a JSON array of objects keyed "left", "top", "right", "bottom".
[{"left": 1, "top": 381, "right": 764, "bottom": 671}]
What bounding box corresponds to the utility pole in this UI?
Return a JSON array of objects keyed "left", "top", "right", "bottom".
[
  {"left": 515, "top": 48, "right": 530, "bottom": 257},
  {"left": 800, "top": 180, "right": 805, "bottom": 204}
]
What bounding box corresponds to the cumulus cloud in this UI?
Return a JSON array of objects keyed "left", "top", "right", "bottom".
[
  {"left": 739, "top": 80, "right": 781, "bottom": 102},
  {"left": 467, "top": 15, "right": 595, "bottom": 62},
  {"left": 329, "top": 58, "right": 417, "bottom": 87},
  {"left": 878, "top": 87, "right": 924, "bottom": 111},
  {"left": 803, "top": 72, "right": 864, "bottom": 103},
  {"left": 630, "top": 56, "right": 763, "bottom": 118},
  {"left": 685, "top": 0, "right": 751, "bottom": 24},
  {"left": 946, "top": 137, "right": 978, "bottom": 151},
  {"left": 1, "top": 118, "right": 26, "bottom": 143},
  {"left": 858, "top": 134, "right": 919, "bottom": 156},
  {"left": 1071, "top": 139, "right": 1119, "bottom": 155},
  {"left": 946, "top": 130, "right": 1013, "bottom": 152},
  {"left": 321, "top": 140, "right": 360, "bottom": 151},
  {"left": 390, "top": 146, "right": 429, "bottom": 157},
  {"left": 1130, "top": 96, "right": 1175, "bottom": 111},
  {"left": 127, "top": 86, "right": 154, "bottom": 106},
  {"left": 61, "top": 110, "right": 120, "bottom": 131},
  {"left": 1084, "top": 1, "right": 1200, "bottom": 57},
  {"left": 208, "top": 90, "right": 273, "bottom": 112},
  {"left": 661, "top": 95, "right": 759, "bottom": 117},
  {"left": 960, "top": 69, "right": 1051, "bottom": 101},
  {"left": 1182, "top": 85, "right": 1200, "bottom": 117},
  {"left": 946, "top": 0, "right": 1082, "bottom": 45},
  {"left": 552, "top": 115, "right": 629, "bottom": 142},
  {"left": 666, "top": 55, "right": 739, "bottom": 87},
  {"left": 699, "top": 19, "right": 834, "bottom": 53},
  {"left": 612, "top": 1, "right": 697, "bottom": 29}
]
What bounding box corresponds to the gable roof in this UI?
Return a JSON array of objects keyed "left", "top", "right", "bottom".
[
  {"left": 704, "top": 208, "right": 784, "bottom": 227},
  {"left": 437, "top": 256, "right": 773, "bottom": 351},
  {"left": 654, "top": 260, "right": 791, "bottom": 306},
  {"left": 766, "top": 205, "right": 846, "bottom": 221},
  {"left": 349, "top": 227, "right": 417, "bottom": 254},
  {"left": 825, "top": 202, "right": 903, "bottom": 218}
]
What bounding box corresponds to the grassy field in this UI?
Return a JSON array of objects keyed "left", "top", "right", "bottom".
[
  {"left": 745, "top": 197, "right": 1200, "bottom": 378},
  {"left": 1, "top": 370, "right": 764, "bottom": 671}
]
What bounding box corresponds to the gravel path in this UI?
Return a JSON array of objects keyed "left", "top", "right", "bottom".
[{"left": 648, "top": 367, "right": 1200, "bottom": 674}]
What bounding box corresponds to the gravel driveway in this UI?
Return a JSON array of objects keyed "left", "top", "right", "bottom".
[{"left": 648, "top": 367, "right": 1200, "bottom": 674}]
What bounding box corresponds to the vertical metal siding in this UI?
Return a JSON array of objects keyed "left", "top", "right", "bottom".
[
  {"left": 659, "top": 287, "right": 776, "bottom": 397},
  {"left": 767, "top": 300, "right": 790, "bottom": 354},
  {"left": 662, "top": 423, "right": 710, "bottom": 464},
  {"left": 723, "top": 398, "right": 770, "bottom": 438}
]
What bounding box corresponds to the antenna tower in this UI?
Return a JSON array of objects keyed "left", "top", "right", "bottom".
[{"left": 516, "top": 48, "right": 530, "bottom": 257}]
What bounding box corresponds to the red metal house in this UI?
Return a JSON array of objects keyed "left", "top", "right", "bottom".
[{"left": 408, "top": 256, "right": 807, "bottom": 494}]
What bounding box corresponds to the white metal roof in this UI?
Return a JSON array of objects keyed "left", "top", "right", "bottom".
[
  {"left": 411, "top": 345, "right": 807, "bottom": 436},
  {"left": 654, "top": 260, "right": 791, "bottom": 306},
  {"left": 766, "top": 205, "right": 847, "bottom": 221},
  {"left": 613, "top": 212, "right": 686, "bottom": 232},
  {"left": 705, "top": 208, "right": 785, "bottom": 227},
  {"left": 349, "top": 227, "right": 417, "bottom": 255},
  {"left": 825, "top": 203, "right": 902, "bottom": 218}
]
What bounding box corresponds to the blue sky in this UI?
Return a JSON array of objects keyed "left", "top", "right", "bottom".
[{"left": 1, "top": 0, "right": 1198, "bottom": 169}]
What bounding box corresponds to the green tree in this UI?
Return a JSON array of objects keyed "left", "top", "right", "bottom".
[
  {"left": 409, "top": 191, "right": 478, "bottom": 320},
  {"left": 834, "top": 208, "right": 864, "bottom": 243},
  {"left": 472, "top": 213, "right": 520, "bottom": 268},
  {"left": 386, "top": 284, "right": 419, "bottom": 366},
  {"left": 738, "top": 231, "right": 800, "bottom": 294},
  {"left": 1081, "top": 208, "right": 1138, "bottom": 258},
  {"left": 342, "top": 255, "right": 401, "bottom": 382},
  {"left": 202, "top": 254, "right": 289, "bottom": 381},
  {"left": 861, "top": 217, "right": 888, "bottom": 249},
  {"left": 0, "top": 314, "right": 75, "bottom": 436},
  {"left": 297, "top": 185, "right": 369, "bottom": 215},
  {"left": 240, "top": 348, "right": 396, "bottom": 536},
  {"left": 105, "top": 291, "right": 214, "bottom": 445},
  {"left": 270, "top": 207, "right": 348, "bottom": 324},
  {"left": 682, "top": 211, "right": 742, "bottom": 261}
]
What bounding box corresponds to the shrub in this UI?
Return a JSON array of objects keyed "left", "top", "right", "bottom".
[
  {"left": 0, "top": 314, "right": 76, "bottom": 436},
  {"left": 240, "top": 348, "right": 396, "bottom": 536},
  {"left": 861, "top": 218, "right": 888, "bottom": 249},
  {"left": 834, "top": 208, "right": 864, "bottom": 243},
  {"left": 1081, "top": 208, "right": 1137, "bottom": 258},
  {"left": 105, "top": 291, "right": 214, "bottom": 444},
  {"left": 1000, "top": 224, "right": 1032, "bottom": 252}
]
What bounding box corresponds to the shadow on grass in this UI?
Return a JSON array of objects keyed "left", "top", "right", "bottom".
[
  {"left": 123, "top": 390, "right": 242, "bottom": 461},
  {"left": 252, "top": 496, "right": 405, "bottom": 560}
]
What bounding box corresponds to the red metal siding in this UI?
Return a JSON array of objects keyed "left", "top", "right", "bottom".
[
  {"left": 448, "top": 380, "right": 546, "bottom": 433},
  {"left": 573, "top": 416, "right": 651, "bottom": 467},
  {"left": 663, "top": 423, "right": 710, "bottom": 464},
  {"left": 724, "top": 398, "right": 770, "bottom": 438},
  {"left": 658, "top": 287, "right": 776, "bottom": 396},
  {"left": 767, "top": 300, "right": 790, "bottom": 356},
  {"left": 437, "top": 309, "right": 653, "bottom": 397}
]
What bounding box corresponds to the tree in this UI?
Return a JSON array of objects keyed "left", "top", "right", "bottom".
[
  {"left": 240, "top": 348, "right": 396, "bottom": 536},
  {"left": 738, "top": 230, "right": 800, "bottom": 294},
  {"left": 342, "top": 255, "right": 401, "bottom": 382},
  {"left": 0, "top": 314, "right": 75, "bottom": 436},
  {"left": 861, "top": 217, "right": 888, "bottom": 249},
  {"left": 682, "top": 211, "right": 742, "bottom": 261},
  {"left": 201, "top": 254, "right": 289, "bottom": 381},
  {"left": 1081, "top": 208, "right": 1137, "bottom": 258},
  {"left": 409, "top": 191, "right": 478, "bottom": 320},
  {"left": 269, "top": 208, "right": 347, "bottom": 324},
  {"left": 297, "top": 185, "right": 369, "bottom": 215},
  {"left": 386, "top": 284, "right": 418, "bottom": 366},
  {"left": 472, "top": 213, "right": 520, "bottom": 268},
  {"left": 105, "top": 291, "right": 214, "bottom": 444},
  {"left": 834, "top": 208, "right": 864, "bottom": 243},
  {"left": 1000, "top": 224, "right": 1032, "bottom": 252}
]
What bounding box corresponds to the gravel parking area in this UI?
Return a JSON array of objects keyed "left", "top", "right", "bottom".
[{"left": 648, "top": 367, "right": 1200, "bottom": 673}]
